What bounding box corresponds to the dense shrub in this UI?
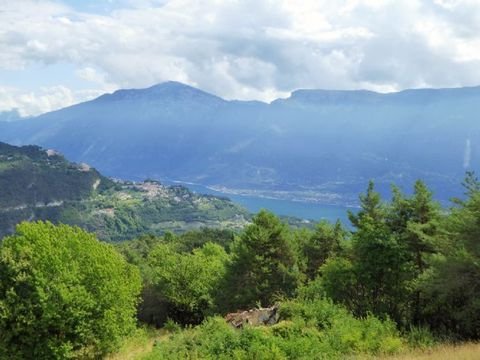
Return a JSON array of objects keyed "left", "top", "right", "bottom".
[
  {"left": 0, "top": 222, "right": 142, "bottom": 359},
  {"left": 145, "top": 299, "right": 404, "bottom": 359}
]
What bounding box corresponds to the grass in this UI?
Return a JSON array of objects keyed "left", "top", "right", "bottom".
[
  {"left": 379, "top": 342, "right": 480, "bottom": 360},
  {"left": 106, "top": 328, "right": 165, "bottom": 360},
  {"left": 110, "top": 333, "right": 479, "bottom": 360}
]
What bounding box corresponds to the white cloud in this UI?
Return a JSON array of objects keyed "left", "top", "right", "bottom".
[
  {"left": 0, "top": 86, "right": 103, "bottom": 116},
  {"left": 1, "top": 0, "right": 480, "bottom": 114}
]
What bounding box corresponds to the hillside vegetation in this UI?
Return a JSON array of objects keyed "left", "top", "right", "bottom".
[
  {"left": 0, "top": 142, "right": 249, "bottom": 240},
  {"left": 115, "top": 174, "right": 480, "bottom": 358},
  {"left": 1, "top": 144, "right": 479, "bottom": 358}
]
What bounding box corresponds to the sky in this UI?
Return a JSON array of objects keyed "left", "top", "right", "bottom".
[{"left": 1, "top": 0, "right": 480, "bottom": 116}]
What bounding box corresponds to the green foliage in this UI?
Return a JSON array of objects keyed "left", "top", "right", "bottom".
[
  {"left": 348, "top": 180, "right": 384, "bottom": 228},
  {"left": 280, "top": 299, "right": 403, "bottom": 355},
  {"left": 312, "top": 258, "right": 357, "bottom": 308},
  {"left": 148, "top": 242, "right": 230, "bottom": 325},
  {"left": 322, "top": 183, "right": 410, "bottom": 322},
  {"left": 163, "top": 319, "right": 182, "bottom": 333},
  {"left": 405, "top": 326, "right": 436, "bottom": 349},
  {"left": 144, "top": 299, "right": 403, "bottom": 359},
  {"left": 389, "top": 181, "right": 440, "bottom": 325},
  {"left": 115, "top": 228, "right": 237, "bottom": 327},
  {"left": 173, "top": 228, "right": 236, "bottom": 252},
  {"left": 3, "top": 167, "right": 480, "bottom": 360},
  {"left": 218, "top": 210, "right": 304, "bottom": 311},
  {"left": 350, "top": 216, "right": 410, "bottom": 321},
  {"left": 62, "top": 183, "right": 248, "bottom": 241},
  {"left": 0, "top": 222, "right": 142, "bottom": 359},
  {"left": 320, "top": 180, "right": 441, "bottom": 326},
  {"left": 0, "top": 143, "right": 110, "bottom": 210},
  {"left": 418, "top": 182, "right": 480, "bottom": 339},
  {"left": 300, "top": 220, "right": 346, "bottom": 280},
  {"left": 299, "top": 173, "right": 479, "bottom": 342}
]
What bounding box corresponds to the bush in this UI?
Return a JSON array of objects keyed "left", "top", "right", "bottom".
[
  {"left": 0, "top": 222, "right": 142, "bottom": 359},
  {"left": 145, "top": 299, "right": 404, "bottom": 359},
  {"left": 280, "top": 299, "right": 403, "bottom": 355},
  {"left": 405, "top": 326, "right": 436, "bottom": 349}
]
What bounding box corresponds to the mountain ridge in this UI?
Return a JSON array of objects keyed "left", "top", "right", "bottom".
[
  {"left": 1, "top": 81, "right": 478, "bottom": 206},
  {"left": 94, "top": 81, "right": 480, "bottom": 105}
]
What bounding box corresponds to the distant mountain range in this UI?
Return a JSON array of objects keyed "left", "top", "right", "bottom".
[
  {"left": 1, "top": 81, "right": 479, "bottom": 205},
  {"left": 0, "top": 142, "right": 249, "bottom": 240}
]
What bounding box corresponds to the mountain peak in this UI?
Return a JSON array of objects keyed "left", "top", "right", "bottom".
[
  {"left": 98, "top": 81, "right": 225, "bottom": 104},
  {"left": 148, "top": 81, "right": 196, "bottom": 91}
]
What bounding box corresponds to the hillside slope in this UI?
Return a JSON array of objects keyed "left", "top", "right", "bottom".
[{"left": 0, "top": 142, "right": 248, "bottom": 240}]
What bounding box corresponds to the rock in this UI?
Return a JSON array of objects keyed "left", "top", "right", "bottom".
[{"left": 224, "top": 305, "right": 279, "bottom": 328}]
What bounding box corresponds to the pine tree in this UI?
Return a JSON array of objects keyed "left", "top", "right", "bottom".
[
  {"left": 387, "top": 181, "right": 439, "bottom": 325},
  {"left": 348, "top": 180, "right": 385, "bottom": 229},
  {"left": 302, "top": 220, "right": 345, "bottom": 280},
  {"left": 219, "top": 210, "right": 303, "bottom": 311},
  {"left": 323, "top": 181, "right": 409, "bottom": 321},
  {"left": 420, "top": 174, "right": 480, "bottom": 338}
]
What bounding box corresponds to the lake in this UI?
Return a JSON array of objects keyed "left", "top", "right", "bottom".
[{"left": 179, "top": 183, "right": 353, "bottom": 224}]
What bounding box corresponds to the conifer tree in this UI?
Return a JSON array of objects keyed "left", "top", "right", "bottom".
[{"left": 219, "top": 210, "right": 303, "bottom": 311}]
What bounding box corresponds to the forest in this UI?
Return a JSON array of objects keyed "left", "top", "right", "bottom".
[{"left": 0, "top": 175, "right": 479, "bottom": 359}]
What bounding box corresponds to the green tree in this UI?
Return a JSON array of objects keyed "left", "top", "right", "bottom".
[
  {"left": 348, "top": 180, "right": 385, "bottom": 229},
  {"left": 419, "top": 174, "right": 480, "bottom": 338},
  {"left": 392, "top": 181, "right": 439, "bottom": 325},
  {"left": 388, "top": 181, "right": 439, "bottom": 275},
  {"left": 148, "top": 242, "right": 229, "bottom": 325},
  {"left": 0, "top": 222, "right": 141, "bottom": 359},
  {"left": 351, "top": 216, "right": 409, "bottom": 321},
  {"left": 302, "top": 220, "right": 345, "bottom": 280},
  {"left": 322, "top": 182, "right": 409, "bottom": 322},
  {"left": 219, "top": 210, "right": 303, "bottom": 311},
  {"left": 317, "top": 257, "right": 358, "bottom": 309}
]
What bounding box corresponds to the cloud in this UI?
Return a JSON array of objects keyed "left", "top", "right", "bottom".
[
  {"left": 1, "top": 0, "right": 480, "bottom": 114},
  {"left": 0, "top": 86, "right": 103, "bottom": 116}
]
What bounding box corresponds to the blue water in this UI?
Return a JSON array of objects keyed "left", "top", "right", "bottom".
[{"left": 178, "top": 183, "right": 353, "bottom": 224}]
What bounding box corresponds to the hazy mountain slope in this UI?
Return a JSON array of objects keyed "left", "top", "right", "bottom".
[
  {"left": 0, "top": 109, "right": 23, "bottom": 122},
  {"left": 0, "top": 142, "right": 249, "bottom": 240},
  {"left": 1, "top": 82, "right": 478, "bottom": 204}
]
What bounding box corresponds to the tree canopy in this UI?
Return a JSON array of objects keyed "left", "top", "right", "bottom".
[{"left": 0, "top": 221, "right": 141, "bottom": 359}]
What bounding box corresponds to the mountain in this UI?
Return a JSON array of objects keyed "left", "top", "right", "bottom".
[
  {"left": 1, "top": 82, "right": 479, "bottom": 205},
  {"left": 0, "top": 109, "right": 23, "bottom": 122},
  {"left": 0, "top": 142, "right": 249, "bottom": 240}
]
